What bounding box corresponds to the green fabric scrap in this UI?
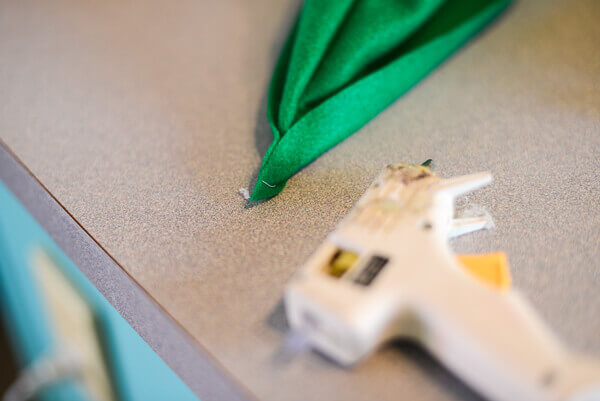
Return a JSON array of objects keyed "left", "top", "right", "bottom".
[{"left": 251, "top": 0, "right": 511, "bottom": 201}]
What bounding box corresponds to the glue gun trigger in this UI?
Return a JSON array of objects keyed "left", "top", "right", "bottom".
[{"left": 433, "top": 172, "right": 492, "bottom": 198}]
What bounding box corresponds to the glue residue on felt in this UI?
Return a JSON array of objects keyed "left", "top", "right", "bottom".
[{"left": 238, "top": 188, "right": 251, "bottom": 201}]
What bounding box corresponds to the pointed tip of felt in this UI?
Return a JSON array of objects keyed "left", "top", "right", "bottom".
[{"left": 249, "top": 179, "right": 287, "bottom": 201}]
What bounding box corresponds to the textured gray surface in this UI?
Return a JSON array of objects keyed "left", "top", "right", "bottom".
[
  {"left": 1, "top": 0, "right": 599, "bottom": 400},
  {"left": 0, "top": 143, "right": 252, "bottom": 401}
]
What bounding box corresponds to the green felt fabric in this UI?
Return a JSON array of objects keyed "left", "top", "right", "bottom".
[{"left": 251, "top": 0, "right": 511, "bottom": 201}]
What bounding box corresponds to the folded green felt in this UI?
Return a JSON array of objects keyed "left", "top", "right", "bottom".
[{"left": 251, "top": 0, "right": 511, "bottom": 200}]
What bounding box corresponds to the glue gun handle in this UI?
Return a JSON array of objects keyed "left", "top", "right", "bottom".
[{"left": 414, "top": 272, "right": 600, "bottom": 401}]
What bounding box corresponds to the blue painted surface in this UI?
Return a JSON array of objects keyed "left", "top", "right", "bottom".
[{"left": 0, "top": 181, "right": 200, "bottom": 401}]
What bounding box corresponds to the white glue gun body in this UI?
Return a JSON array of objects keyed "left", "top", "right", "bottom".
[{"left": 284, "top": 163, "right": 600, "bottom": 401}]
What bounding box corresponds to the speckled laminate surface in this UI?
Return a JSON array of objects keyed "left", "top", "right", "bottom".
[{"left": 1, "top": 1, "right": 599, "bottom": 400}]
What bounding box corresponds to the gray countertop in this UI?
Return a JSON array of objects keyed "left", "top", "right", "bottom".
[{"left": 1, "top": 0, "right": 599, "bottom": 400}]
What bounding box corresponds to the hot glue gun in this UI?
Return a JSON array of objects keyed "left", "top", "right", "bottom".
[{"left": 284, "top": 163, "right": 600, "bottom": 401}]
